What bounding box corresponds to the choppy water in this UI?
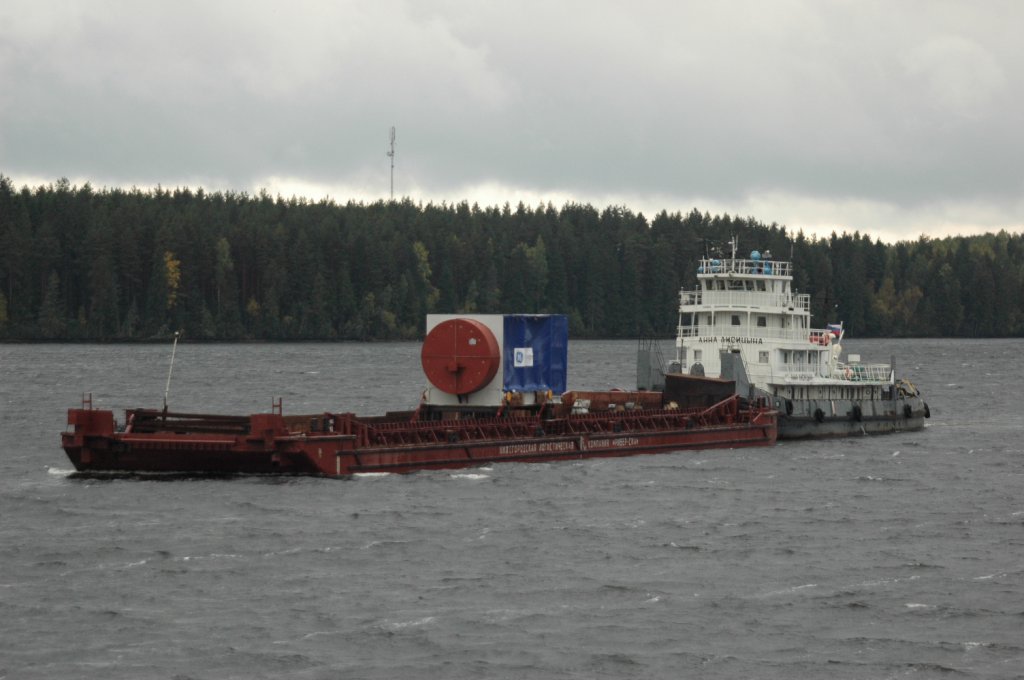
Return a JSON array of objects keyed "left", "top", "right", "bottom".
[{"left": 1, "top": 338, "right": 1022, "bottom": 679}]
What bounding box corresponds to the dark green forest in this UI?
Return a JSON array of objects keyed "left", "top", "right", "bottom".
[{"left": 1, "top": 175, "right": 1021, "bottom": 341}]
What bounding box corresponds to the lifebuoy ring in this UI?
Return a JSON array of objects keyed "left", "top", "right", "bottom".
[
  {"left": 814, "top": 408, "right": 825, "bottom": 423},
  {"left": 852, "top": 404, "right": 862, "bottom": 421}
]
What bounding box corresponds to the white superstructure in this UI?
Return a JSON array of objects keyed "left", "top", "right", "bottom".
[{"left": 674, "top": 238, "right": 896, "bottom": 406}]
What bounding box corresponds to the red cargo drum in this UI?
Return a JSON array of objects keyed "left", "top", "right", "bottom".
[{"left": 420, "top": 318, "right": 501, "bottom": 395}]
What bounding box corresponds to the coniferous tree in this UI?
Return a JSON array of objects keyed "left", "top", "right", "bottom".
[
  {"left": 0, "top": 176, "right": 1021, "bottom": 341},
  {"left": 37, "top": 271, "right": 65, "bottom": 339}
]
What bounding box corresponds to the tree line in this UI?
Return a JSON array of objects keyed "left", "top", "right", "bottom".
[{"left": 1, "top": 175, "right": 1022, "bottom": 341}]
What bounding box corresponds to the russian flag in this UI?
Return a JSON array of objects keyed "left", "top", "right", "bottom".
[{"left": 827, "top": 323, "right": 842, "bottom": 337}]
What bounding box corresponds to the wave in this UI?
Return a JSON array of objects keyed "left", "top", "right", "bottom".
[
  {"left": 756, "top": 583, "right": 819, "bottom": 598},
  {"left": 377, "top": 615, "right": 436, "bottom": 631}
]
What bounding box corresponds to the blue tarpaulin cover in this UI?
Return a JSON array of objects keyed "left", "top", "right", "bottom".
[{"left": 502, "top": 315, "right": 568, "bottom": 393}]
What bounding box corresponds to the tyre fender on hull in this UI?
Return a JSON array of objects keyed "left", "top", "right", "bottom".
[
  {"left": 903, "top": 404, "right": 913, "bottom": 419},
  {"left": 852, "top": 404, "right": 863, "bottom": 422},
  {"left": 924, "top": 402, "right": 931, "bottom": 418},
  {"left": 814, "top": 408, "right": 825, "bottom": 423}
]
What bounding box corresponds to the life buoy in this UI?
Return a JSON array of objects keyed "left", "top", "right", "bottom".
[
  {"left": 814, "top": 408, "right": 825, "bottom": 423},
  {"left": 903, "top": 404, "right": 912, "bottom": 419},
  {"left": 924, "top": 403, "right": 931, "bottom": 419},
  {"left": 852, "top": 404, "right": 862, "bottom": 421}
]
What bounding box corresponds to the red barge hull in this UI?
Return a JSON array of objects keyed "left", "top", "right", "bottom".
[{"left": 62, "top": 394, "right": 777, "bottom": 477}]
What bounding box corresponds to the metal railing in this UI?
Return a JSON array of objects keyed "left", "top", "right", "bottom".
[
  {"left": 677, "top": 325, "right": 830, "bottom": 342},
  {"left": 828, "top": 362, "right": 892, "bottom": 382},
  {"left": 680, "top": 290, "right": 810, "bottom": 312},
  {"left": 698, "top": 258, "right": 792, "bottom": 277}
]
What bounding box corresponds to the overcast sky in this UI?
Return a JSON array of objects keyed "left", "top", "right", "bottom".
[{"left": 1, "top": 1, "right": 1021, "bottom": 243}]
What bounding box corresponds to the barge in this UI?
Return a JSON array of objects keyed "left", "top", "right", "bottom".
[{"left": 62, "top": 315, "right": 777, "bottom": 477}]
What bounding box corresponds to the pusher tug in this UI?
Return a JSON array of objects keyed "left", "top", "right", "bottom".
[
  {"left": 638, "top": 239, "right": 929, "bottom": 439},
  {"left": 62, "top": 314, "right": 777, "bottom": 477}
]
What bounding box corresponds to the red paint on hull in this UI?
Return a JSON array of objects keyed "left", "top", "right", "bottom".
[{"left": 61, "top": 396, "right": 777, "bottom": 477}]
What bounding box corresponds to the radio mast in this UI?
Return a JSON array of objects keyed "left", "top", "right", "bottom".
[{"left": 387, "top": 126, "right": 396, "bottom": 200}]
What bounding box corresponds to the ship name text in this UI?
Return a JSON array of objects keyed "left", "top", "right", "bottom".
[{"left": 698, "top": 336, "right": 765, "bottom": 344}]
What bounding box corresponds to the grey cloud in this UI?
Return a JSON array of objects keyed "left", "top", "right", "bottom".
[{"left": 1, "top": 0, "right": 1021, "bottom": 238}]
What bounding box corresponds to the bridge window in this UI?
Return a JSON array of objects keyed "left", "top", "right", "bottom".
[
  {"left": 731, "top": 315, "right": 741, "bottom": 326},
  {"left": 757, "top": 316, "right": 767, "bottom": 327}
]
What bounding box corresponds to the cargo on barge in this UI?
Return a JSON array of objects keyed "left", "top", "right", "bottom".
[{"left": 62, "top": 314, "right": 777, "bottom": 477}]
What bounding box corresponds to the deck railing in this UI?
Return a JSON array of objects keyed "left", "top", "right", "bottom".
[
  {"left": 828, "top": 362, "right": 892, "bottom": 382},
  {"left": 698, "top": 258, "right": 792, "bottom": 277},
  {"left": 678, "top": 325, "right": 829, "bottom": 342},
  {"left": 680, "top": 290, "right": 810, "bottom": 312},
  {"left": 766, "top": 363, "right": 892, "bottom": 384}
]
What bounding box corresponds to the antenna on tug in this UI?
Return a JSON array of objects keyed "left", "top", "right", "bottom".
[
  {"left": 387, "top": 126, "right": 396, "bottom": 200},
  {"left": 163, "top": 330, "right": 181, "bottom": 413}
]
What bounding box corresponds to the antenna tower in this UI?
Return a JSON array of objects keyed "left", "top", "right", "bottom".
[{"left": 387, "top": 126, "right": 396, "bottom": 200}]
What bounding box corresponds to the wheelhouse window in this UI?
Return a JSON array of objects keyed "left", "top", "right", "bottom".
[
  {"left": 757, "top": 316, "right": 767, "bottom": 327},
  {"left": 731, "top": 315, "right": 741, "bottom": 326}
]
